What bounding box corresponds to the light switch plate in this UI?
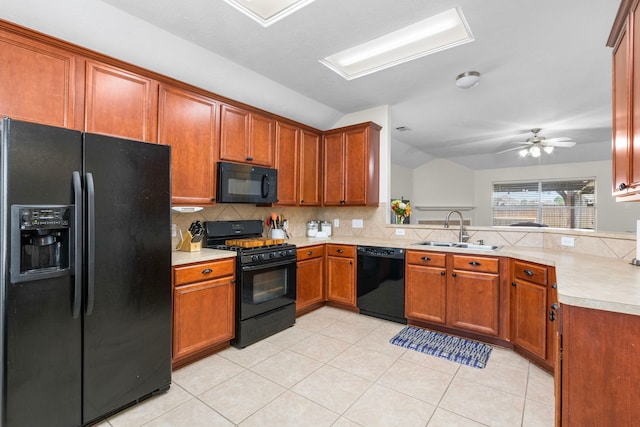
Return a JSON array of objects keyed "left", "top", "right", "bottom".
[
  {"left": 352, "top": 219, "right": 363, "bottom": 228},
  {"left": 333, "top": 218, "right": 340, "bottom": 228},
  {"left": 561, "top": 236, "right": 575, "bottom": 247}
]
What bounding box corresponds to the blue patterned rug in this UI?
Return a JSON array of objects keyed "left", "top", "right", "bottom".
[{"left": 390, "top": 326, "right": 492, "bottom": 369}]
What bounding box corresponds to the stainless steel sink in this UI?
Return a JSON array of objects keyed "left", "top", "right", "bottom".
[{"left": 416, "top": 241, "right": 502, "bottom": 251}]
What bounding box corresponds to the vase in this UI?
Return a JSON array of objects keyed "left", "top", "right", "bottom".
[{"left": 395, "top": 215, "right": 403, "bottom": 224}]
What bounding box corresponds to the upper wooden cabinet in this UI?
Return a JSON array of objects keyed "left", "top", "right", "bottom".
[
  {"left": 219, "top": 104, "right": 275, "bottom": 167},
  {"left": 275, "top": 122, "right": 322, "bottom": 206},
  {"left": 84, "top": 60, "right": 158, "bottom": 142},
  {"left": 323, "top": 122, "right": 380, "bottom": 206},
  {"left": 0, "top": 28, "right": 79, "bottom": 128},
  {"left": 158, "top": 85, "right": 218, "bottom": 205},
  {"left": 610, "top": 1, "right": 640, "bottom": 198}
]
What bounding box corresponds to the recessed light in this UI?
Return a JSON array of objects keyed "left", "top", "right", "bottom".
[
  {"left": 320, "top": 8, "right": 474, "bottom": 80},
  {"left": 455, "top": 71, "right": 481, "bottom": 89},
  {"left": 223, "top": 0, "right": 315, "bottom": 27}
]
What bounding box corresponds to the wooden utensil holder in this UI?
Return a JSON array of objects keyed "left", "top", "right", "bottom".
[{"left": 178, "top": 231, "right": 202, "bottom": 252}]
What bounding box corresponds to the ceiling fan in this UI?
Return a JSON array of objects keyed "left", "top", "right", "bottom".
[{"left": 497, "top": 128, "right": 576, "bottom": 157}]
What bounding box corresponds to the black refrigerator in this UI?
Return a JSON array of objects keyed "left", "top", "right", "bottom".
[{"left": 0, "top": 118, "right": 172, "bottom": 426}]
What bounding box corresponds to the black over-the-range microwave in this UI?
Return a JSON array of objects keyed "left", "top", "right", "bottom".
[{"left": 216, "top": 161, "right": 278, "bottom": 204}]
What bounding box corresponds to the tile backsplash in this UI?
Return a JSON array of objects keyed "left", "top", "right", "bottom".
[{"left": 172, "top": 202, "right": 636, "bottom": 261}]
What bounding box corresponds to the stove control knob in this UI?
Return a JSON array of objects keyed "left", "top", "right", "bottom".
[
  {"left": 258, "top": 254, "right": 265, "bottom": 261},
  {"left": 269, "top": 252, "right": 277, "bottom": 259},
  {"left": 279, "top": 251, "right": 285, "bottom": 257},
  {"left": 251, "top": 255, "right": 259, "bottom": 262}
]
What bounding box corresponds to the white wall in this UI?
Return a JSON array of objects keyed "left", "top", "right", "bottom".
[
  {"left": 474, "top": 161, "right": 640, "bottom": 233},
  {"left": 411, "top": 159, "right": 476, "bottom": 224},
  {"left": 390, "top": 163, "right": 413, "bottom": 202}
]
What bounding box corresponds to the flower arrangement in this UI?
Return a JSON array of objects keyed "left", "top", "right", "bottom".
[{"left": 391, "top": 199, "right": 411, "bottom": 224}]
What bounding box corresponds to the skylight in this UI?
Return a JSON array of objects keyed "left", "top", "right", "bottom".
[
  {"left": 320, "top": 8, "right": 474, "bottom": 80},
  {"left": 223, "top": 0, "right": 315, "bottom": 27}
]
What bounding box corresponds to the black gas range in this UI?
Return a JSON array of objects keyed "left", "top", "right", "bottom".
[{"left": 204, "top": 220, "right": 297, "bottom": 348}]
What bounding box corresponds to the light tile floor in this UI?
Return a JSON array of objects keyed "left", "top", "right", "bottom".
[{"left": 98, "top": 306, "right": 555, "bottom": 427}]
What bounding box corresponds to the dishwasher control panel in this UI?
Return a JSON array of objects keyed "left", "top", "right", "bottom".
[{"left": 357, "top": 246, "right": 405, "bottom": 259}]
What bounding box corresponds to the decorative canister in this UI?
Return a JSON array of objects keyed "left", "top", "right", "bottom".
[
  {"left": 320, "top": 220, "right": 332, "bottom": 236},
  {"left": 306, "top": 220, "right": 318, "bottom": 237}
]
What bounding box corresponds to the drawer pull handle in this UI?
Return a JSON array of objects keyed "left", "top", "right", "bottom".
[
  {"left": 202, "top": 268, "right": 213, "bottom": 274},
  {"left": 469, "top": 261, "right": 481, "bottom": 266},
  {"left": 524, "top": 269, "right": 534, "bottom": 276},
  {"left": 337, "top": 249, "right": 344, "bottom": 253},
  {"left": 307, "top": 251, "right": 313, "bottom": 256},
  {"left": 421, "top": 256, "right": 431, "bottom": 261}
]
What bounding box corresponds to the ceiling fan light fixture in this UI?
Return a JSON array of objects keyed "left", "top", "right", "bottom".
[
  {"left": 543, "top": 146, "right": 554, "bottom": 154},
  {"left": 529, "top": 145, "right": 541, "bottom": 158},
  {"left": 455, "top": 71, "right": 480, "bottom": 89},
  {"left": 519, "top": 148, "right": 529, "bottom": 157}
]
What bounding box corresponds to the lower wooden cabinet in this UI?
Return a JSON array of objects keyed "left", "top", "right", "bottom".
[
  {"left": 296, "top": 245, "right": 325, "bottom": 315},
  {"left": 172, "top": 258, "right": 235, "bottom": 368},
  {"left": 326, "top": 244, "right": 356, "bottom": 308},
  {"left": 405, "top": 251, "right": 505, "bottom": 340}
]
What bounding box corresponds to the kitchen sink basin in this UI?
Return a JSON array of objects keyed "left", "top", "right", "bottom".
[{"left": 416, "top": 241, "right": 502, "bottom": 251}]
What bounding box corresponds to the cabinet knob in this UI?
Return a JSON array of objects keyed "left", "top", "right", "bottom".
[
  {"left": 307, "top": 251, "right": 313, "bottom": 256},
  {"left": 246, "top": 156, "right": 254, "bottom": 161},
  {"left": 511, "top": 282, "right": 517, "bottom": 287},
  {"left": 551, "top": 283, "right": 557, "bottom": 289},
  {"left": 469, "top": 261, "right": 481, "bottom": 266},
  {"left": 524, "top": 269, "right": 534, "bottom": 276},
  {"left": 421, "top": 256, "right": 431, "bottom": 261},
  {"left": 551, "top": 303, "right": 559, "bottom": 310},
  {"left": 440, "top": 271, "right": 445, "bottom": 276},
  {"left": 202, "top": 268, "right": 213, "bottom": 274},
  {"left": 337, "top": 249, "right": 344, "bottom": 253},
  {"left": 349, "top": 261, "right": 353, "bottom": 265},
  {"left": 300, "top": 199, "right": 304, "bottom": 204},
  {"left": 452, "top": 272, "right": 457, "bottom": 277},
  {"left": 619, "top": 182, "right": 628, "bottom": 190}
]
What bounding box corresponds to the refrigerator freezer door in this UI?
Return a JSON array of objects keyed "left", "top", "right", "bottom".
[
  {"left": 1, "top": 118, "right": 83, "bottom": 427},
  {"left": 82, "top": 134, "right": 171, "bottom": 424}
]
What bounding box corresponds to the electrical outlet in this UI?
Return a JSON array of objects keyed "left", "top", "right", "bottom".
[
  {"left": 333, "top": 218, "right": 340, "bottom": 228},
  {"left": 352, "top": 219, "right": 364, "bottom": 228},
  {"left": 561, "top": 237, "right": 575, "bottom": 247},
  {"left": 395, "top": 228, "right": 405, "bottom": 236}
]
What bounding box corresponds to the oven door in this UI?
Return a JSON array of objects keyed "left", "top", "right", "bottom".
[{"left": 239, "top": 258, "right": 296, "bottom": 320}]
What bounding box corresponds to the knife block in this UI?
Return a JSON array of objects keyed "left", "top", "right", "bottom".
[{"left": 178, "top": 231, "right": 202, "bottom": 252}]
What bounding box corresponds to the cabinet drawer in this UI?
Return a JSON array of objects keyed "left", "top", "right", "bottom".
[
  {"left": 297, "top": 245, "right": 325, "bottom": 261},
  {"left": 513, "top": 260, "right": 547, "bottom": 285},
  {"left": 174, "top": 258, "right": 236, "bottom": 286},
  {"left": 327, "top": 244, "right": 355, "bottom": 258},
  {"left": 406, "top": 250, "right": 446, "bottom": 267},
  {"left": 452, "top": 255, "right": 499, "bottom": 274}
]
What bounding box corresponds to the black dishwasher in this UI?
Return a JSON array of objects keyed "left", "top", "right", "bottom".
[{"left": 356, "top": 246, "right": 407, "bottom": 324}]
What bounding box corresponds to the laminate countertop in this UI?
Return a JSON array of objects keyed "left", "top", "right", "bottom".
[{"left": 172, "top": 236, "right": 640, "bottom": 316}]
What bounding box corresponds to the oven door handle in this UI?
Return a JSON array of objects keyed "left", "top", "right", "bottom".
[{"left": 241, "top": 259, "right": 295, "bottom": 271}]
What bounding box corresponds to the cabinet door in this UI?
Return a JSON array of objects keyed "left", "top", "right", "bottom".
[
  {"left": 299, "top": 130, "right": 322, "bottom": 206},
  {"left": 85, "top": 61, "right": 158, "bottom": 142},
  {"left": 173, "top": 276, "right": 234, "bottom": 361},
  {"left": 405, "top": 264, "right": 447, "bottom": 324},
  {"left": 511, "top": 279, "right": 547, "bottom": 359},
  {"left": 323, "top": 132, "right": 345, "bottom": 205},
  {"left": 297, "top": 256, "right": 324, "bottom": 314},
  {"left": 275, "top": 121, "right": 299, "bottom": 205},
  {"left": 219, "top": 104, "right": 250, "bottom": 163},
  {"left": 448, "top": 270, "right": 500, "bottom": 336},
  {"left": 343, "top": 126, "right": 367, "bottom": 205},
  {"left": 249, "top": 113, "right": 275, "bottom": 166},
  {"left": 0, "top": 30, "right": 77, "bottom": 128},
  {"left": 326, "top": 256, "right": 355, "bottom": 306},
  {"left": 159, "top": 85, "right": 218, "bottom": 205}
]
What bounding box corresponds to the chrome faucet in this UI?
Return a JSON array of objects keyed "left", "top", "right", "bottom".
[{"left": 444, "top": 210, "right": 468, "bottom": 242}]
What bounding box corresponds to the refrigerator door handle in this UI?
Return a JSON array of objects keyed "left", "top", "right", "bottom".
[
  {"left": 86, "top": 172, "right": 96, "bottom": 316},
  {"left": 72, "top": 171, "right": 83, "bottom": 319}
]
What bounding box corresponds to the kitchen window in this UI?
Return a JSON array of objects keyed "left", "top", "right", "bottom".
[{"left": 492, "top": 178, "right": 595, "bottom": 230}]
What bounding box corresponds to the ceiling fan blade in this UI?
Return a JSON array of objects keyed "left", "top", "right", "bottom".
[
  {"left": 545, "top": 140, "right": 576, "bottom": 148},
  {"left": 544, "top": 137, "right": 572, "bottom": 143},
  {"left": 496, "top": 145, "right": 528, "bottom": 154}
]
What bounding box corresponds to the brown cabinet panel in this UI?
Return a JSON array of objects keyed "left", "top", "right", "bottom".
[
  {"left": 510, "top": 279, "right": 547, "bottom": 359},
  {"left": 250, "top": 113, "right": 275, "bottom": 166},
  {"left": 297, "top": 245, "right": 325, "bottom": 261},
  {"left": 85, "top": 60, "right": 158, "bottom": 142},
  {"left": 323, "top": 132, "right": 345, "bottom": 205},
  {"left": 173, "top": 258, "right": 235, "bottom": 286},
  {"left": 326, "top": 244, "right": 356, "bottom": 307},
  {"left": 452, "top": 255, "right": 499, "bottom": 274},
  {"left": 159, "top": 85, "right": 218, "bottom": 205},
  {"left": 406, "top": 251, "right": 446, "bottom": 268},
  {"left": 297, "top": 254, "right": 324, "bottom": 314},
  {"left": 343, "top": 127, "right": 367, "bottom": 205},
  {"left": 172, "top": 276, "right": 234, "bottom": 361},
  {"left": 448, "top": 270, "right": 500, "bottom": 336},
  {"left": 405, "top": 262, "right": 447, "bottom": 324},
  {"left": 299, "top": 130, "right": 322, "bottom": 206},
  {"left": 0, "top": 30, "right": 77, "bottom": 128},
  {"left": 513, "top": 260, "right": 547, "bottom": 285},
  {"left": 275, "top": 121, "right": 299, "bottom": 206},
  {"left": 219, "top": 104, "right": 274, "bottom": 166}
]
